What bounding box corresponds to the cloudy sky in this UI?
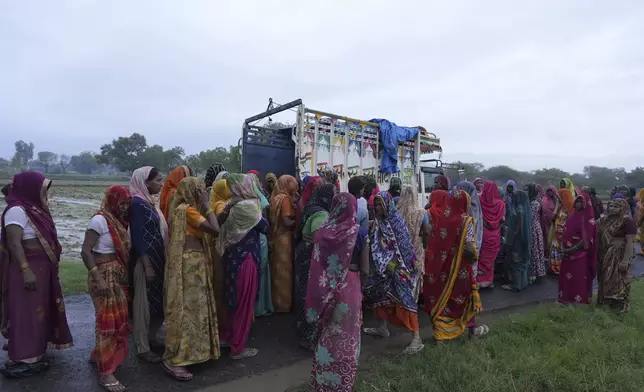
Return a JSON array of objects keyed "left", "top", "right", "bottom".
[{"left": 1, "top": 0, "right": 642, "bottom": 173}]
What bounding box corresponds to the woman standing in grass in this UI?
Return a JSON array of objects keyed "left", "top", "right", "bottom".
[
  {"left": 81, "top": 185, "right": 131, "bottom": 392},
  {"left": 0, "top": 172, "right": 73, "bottom": 378},
  {"left": 128, "top": 166, "right": 167, "bottom": 364},
  {"left": 478, "top": 181, "right": 505, "bottom": 288},
  {"left": 597, "top": 198, "right": 635, "bottom": 312},
  {"left": 159, "top": 165, "right": 193, "bottom": 220},
  {"left": 163, "top": 177, "right": 221, "bottom": 380},
  {"left": 269, "top": 175, "right": 299, "bottom": 312},
  {"left": 363, "top": 192, "right": 423, "bottom": 354},
  {"left": 294, "top": 184, "right": 335, "bottom": 350},
  {"left": 424, "top": 189, "right": 486, "bottom": 341},
  {"left": 558, "top": 195, "right": 597, "bottom": 306},
  {"left": 549, "top": 179, "right": 576, "bottom": 275},
  {"left": 218, "top": 174, "right": 267, "bottom": 360},
  {"left": 306, "top": 192, "right": 367, "bottom": 392}
]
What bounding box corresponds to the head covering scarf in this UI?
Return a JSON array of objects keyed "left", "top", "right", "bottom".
[
  {"left": 388, "top": 177, "right": 403, "bottom": 198},
  {"left": 559, "top": 187, "right": 575, "bottom": 215},
  {"left": 319, "top": 167, "right": 339, "bottom": 190},
  {"left": 160, "top": 165, "right": 191, "bottom": 220},
  {"left": 95, "top": 186, "right": 132, "bottom": 270},
  {"left": 366, "top": 191, "right": 417, "bottom": 312},
  {"left": 210, "top": 178, "right": 231, "bottom": 214},
  {"left": 299, "top": 176, "right": 324, "bottom": 208},
  {"left": 435, "top": 175, "right": 450, "bottom": 191},
  {"left": 217, "top": 174, "right": 263, "bottom": 255},
  {"left": 215, "top": 171, "right": 229, "bottom": 184},
  {"left": 268, "top": 175, "right": 298, "bottom": 234},
  {"left": 474, "top": 178, "right": 484, "bottom": 195},
  {"left": 305, "top": 192, "right": 359, "bottom": 325},
  {"left": 265, "top": 173, "right": 278, "bottom": 196},
  {"left": 504, "top": 180, "right": 517, "bottom": 206},
  {"left": 130, "top": 166, "right": 168, "bottom": 246},
  {"left": 205, "top": 163, "right": 226, "bottom": 188},
  {"left": 397, "top": 186, "right": 426, "bottom": 276},
  {"left": 0, "top": 171, "right": 60, "bottom": 260},
  {"left": 526, "top": 183, "right": 540, "bottom": 201},
  {"left": 480, "top": 181, "right": 505, "bottom": 229},
  {"left": 512, "top": 190, "right": 533, "bottom": 265},
  {"left": 455, "top": 181, "right": 483, "bottom": 252},
  {"left": 561, "top": 178, "right": 576, "bottom": 195},
  {"left": 563, "top": 194, "right": 598, "bottom": 277},
  {"left": 247, "top": 170, "right": 260, "bottom": 177},
  {"left": 598, "top": 199, "right": 630, "bottom": 252},
  {"left": 300, "top": 184, "right": 336, "bottom": 233},
  {"left": 248, "top": 173, "right": 269, "bottom": 209},
  {"left": 428, "top": 189, "right": 449, "bottom": 225}
]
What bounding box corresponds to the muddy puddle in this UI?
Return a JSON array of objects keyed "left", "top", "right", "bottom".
[{"left": 0, "top": 186, "right": 107, "bottom": 261}]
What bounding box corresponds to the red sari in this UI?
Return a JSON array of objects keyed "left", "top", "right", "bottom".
[
  {"left": 478, "top": 182, "right": 505, "bottom": 287},
  {"left": 558, "top": 195, "right": 597, "bottom": 305},
  {"left": 424, "top": 190, "right": 482, "bottom": 341}
]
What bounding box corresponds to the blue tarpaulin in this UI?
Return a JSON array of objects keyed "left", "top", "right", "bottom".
[{"left": 369, "top": 118, "right": 420, "bottom": 173}]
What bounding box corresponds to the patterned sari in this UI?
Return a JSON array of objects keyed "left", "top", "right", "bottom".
[
  {"left": 397, "top": 186, "right": 426, "bottom": 300},
  {"left": 306, "top": 193, "right": 361, "bottom": 392},
  {"left": 549, "top": 186, "right": 575, "bottom": 275},
  {"left": 364, "top": 192, "right": 418, "bottom": 331},
  {"left": 89, "top": 186, "right": 132, "bottom": 376},
  {"left": 597, "top": 199, "right": 636, "bottom": 311},
  {"left": 478, "top": 182, "right": 505, "bottom": 288},
  {"left": 159, "top": 165, "right": 191, "bottom": 220},
  {"left": 294, "top": 184, "right": 335, "bottom": 344},
  {"left": 208, "top": 179, "right": 230, "bottom": 325},
  {"left": 506, "top": 190, "right": 532, "bottom": 291},
  {"left": 424, "top": 190, "right": 481, "bottom": 341},
  {"left": 164, "top": 177, "right": 219, "bottom": 366},
  {"left": 268, "top": 175, "right": 299, "bottom": 312},
  {"left": 558, "top": 195, "right": 597, "bottom": 305}
]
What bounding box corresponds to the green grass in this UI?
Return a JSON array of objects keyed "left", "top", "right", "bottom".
[
  {"left": 354, "top": 281, "right": 644, "bottom": 392},
  {"left": 59, "top": 261, "right": 88, "bottom": 295}
]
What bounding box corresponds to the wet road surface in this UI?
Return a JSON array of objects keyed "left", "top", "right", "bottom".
[{"left": 2, "top": 254, "right": 644, "bottom": 392}]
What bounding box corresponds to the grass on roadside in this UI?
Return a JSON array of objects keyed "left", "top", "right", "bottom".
[
  {"left": 355, "top": 281, "right": 644, "bottom": 392},
  {"left": 59, "top": 261, "right": 88, "bottom": 295}
]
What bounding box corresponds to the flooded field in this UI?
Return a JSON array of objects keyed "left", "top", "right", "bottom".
[{"left": 0, "top": 185, "right": 111, "bottom": 261}]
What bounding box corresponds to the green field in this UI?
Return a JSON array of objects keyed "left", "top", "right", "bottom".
[
  {"left": 59, "top": 261, "right": 89, "bottom": 295},
  {"left": 353, "top": 281, "right": 644, "bottom": 392}
]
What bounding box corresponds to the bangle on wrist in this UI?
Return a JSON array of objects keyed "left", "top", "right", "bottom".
[
  {"left": 19, "top": 262, "right": 29, "bottom": 271},
  {"left": 88, "top": 266, "right": 98, "bottom": 276}
]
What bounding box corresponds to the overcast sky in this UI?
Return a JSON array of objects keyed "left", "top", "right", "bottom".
[{"left": 1, "top": 0, "right": 642, "bottom": 173}]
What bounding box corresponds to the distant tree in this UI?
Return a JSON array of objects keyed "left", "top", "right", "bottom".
[
  {"left": 454, "top": 161, "right": 484, "bottom": 181},
  {"left": 184, "top": 154, "right": 202, "bottom": 174},
  {"left": 97, "top": 133, "right": 147, "bottom": 172},
  {"left": 626, "top": 167, "right": 644, "bottom": 189},
  {"left": 11, "top": 140, "right": 35, "bottom": 170},
  {"left": 0, "top": 158, "right": 9, "bottom": 170},
  {"left": 164, "top": 147, "right": 185, "bottom": 172},
  {"left": 70, "top": 152, "right": 99, "bottom": 174},
  {"left": 59, "top": 154, "right": 71, "bottom": 173},
  {"left": 37, "top": 151, "right": 58, "bottom": 173},
  {"left": 532, "top": 167, "right": 571, "bottom": 186},
  {"left": 138, "top": 144, "right": 166, "bottom": 171},
  {"left": 483, "top": 165, "right": 525, "bottom": 185},
  {"left": 227, "top": 145, "right": 241, "bottom": 173}
]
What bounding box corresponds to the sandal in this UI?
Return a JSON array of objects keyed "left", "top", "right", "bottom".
[
  {"left": 137, "top": 351, "right": 163, "bottom": 364},
  {"left": 403, "top": 340, "right": 424, "bottom": 354},
  {"left": 162, "top": 362, "right": 193, "bottom": 381},
  {"left": 363, "top": 327, "right": 390, "bottom": 338},
  {"left": 469, "top": 325, "right": 490, "bottom": 338},
  {"left": 99, "top": 377, "right": 127, "bottom": 392},
  {"left": 501, "top": 284, "right": 519, "bottom": 292},
  {"left": 231, "top": 348, "right": 259, "bottom": 360}
]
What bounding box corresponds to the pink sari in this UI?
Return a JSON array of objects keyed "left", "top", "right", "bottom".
[
  {"left": 558, "top": 194, "right": 597, "bottom": 305},
  {"left": 306, "top": 193, "right": 361, "bottom": 392},
  {"left": 478, "top": 181, "right": 505, "bottom": 287}
]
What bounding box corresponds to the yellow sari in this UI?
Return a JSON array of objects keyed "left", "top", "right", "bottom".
[
  {"left": 208, "top": 179, "right": 230, "bottom": 325},
  {"left": 164, "top": 177, "right": 219, "bottom": 366}
]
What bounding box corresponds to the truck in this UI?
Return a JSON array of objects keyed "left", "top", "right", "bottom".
[{"left": 239, "top": 99, "right": 461, "bottom": 206}]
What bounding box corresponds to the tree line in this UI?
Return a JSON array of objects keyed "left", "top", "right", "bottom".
[{"left": 2, "top": 134, "right": 241, "bottom": 175}]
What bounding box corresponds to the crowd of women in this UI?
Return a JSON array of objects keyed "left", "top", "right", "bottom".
[{"left": 0, "top": 168, "right": 641, "bottom": 392}]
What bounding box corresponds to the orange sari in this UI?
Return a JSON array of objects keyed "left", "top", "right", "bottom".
[
  {"left": 268, "top": 175, "right": 299, "bottom": 312},
  {"left": 159, "top": 166, "right": 191, "bottom": 220}
]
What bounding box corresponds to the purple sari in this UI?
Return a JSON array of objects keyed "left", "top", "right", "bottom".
[
  {"left": 306, "top": 193, "right": 361, "bottom": 392},
  {"left": 0, "top": 172, "right": 72, "bottom": 362}
]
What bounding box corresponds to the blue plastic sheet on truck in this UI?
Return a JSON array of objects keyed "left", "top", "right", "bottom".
[{"left": 368, "top": 119, "right": 420, "bottom": 173}]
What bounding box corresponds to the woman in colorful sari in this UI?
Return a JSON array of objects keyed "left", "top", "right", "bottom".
[
  {"left": 163, "top": 177, "right": 221, "bottom": 380},
  {"left": 264, "top": 172, "right": 278, "bottom": 199},
  {"left": 434, "top": 175, "right": 450, "bottom": 191},
  {"left": 455, "top": 181, "right": 483, "bottom": 262},
  {"left": 248, "top": 172, "right": 273, "bottom": 317},
  {"left": 306, "top": 193, "right": 366, "bottom": 392},
  {"left": 81, "top": 186, "right": 131, "bottom": 391},
  {"left": 541, "top": 185, "right": 558, "bottom": 259},
  {"left": 474, "top": 178, "right": 484, "bottom": 196},
  {"left": 295, "top": 176, "right": 324, "bottom": 230},
  {"left": 504, "top": 180, "right": 517, "bottom": 209},
  {"left": 218, "top": 174, "right": 267, "bottom": 359},
  {"left": 268, "top": 175, "right": 299, "bottom": 312},
  {"left": 128, "top": 166, "right": 167, "bottom": 364},
  {"left": 388, "top": 176, "right": 403, "bottom": 204},
  {"left": 558, "top": 195, "right": 597, "bottom": 305},
  {"left": 526, "top": 184, "right": 546, "bottom": 282},
  {"left": 549, "top": 180, "right": 575, "bottom": 275},
  {"left": 363, "top": 192, "right": 423, "bottom": 354},
  {"left": 159, "top": 165, "right": 192, "bottom": 220},
  {"left": 0, "top": 172, "right": 73, "bottom": 378},
  {"left": 597, "top": 198, "right": 635, "bottom": 312},
  {"left": 208, "top": 179, "right": 231, "bottom": 328},
  {"left": 502, "top": 190, "right": 532, "bottom": 292},
  {"left": 589, "top": 187, "right": 604, "bottom": 220},
  {"left": 424, "top": 189, "right": 486, "bottom": 341},
  {"left": 478, "top": 181, "right": 505, "bottom": 288},
  {"left": 294, "top": 184, "right": 335, "bottom": 350},
  {"left": 397, "top": 186, "right": 430, "bottom": 301}
]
